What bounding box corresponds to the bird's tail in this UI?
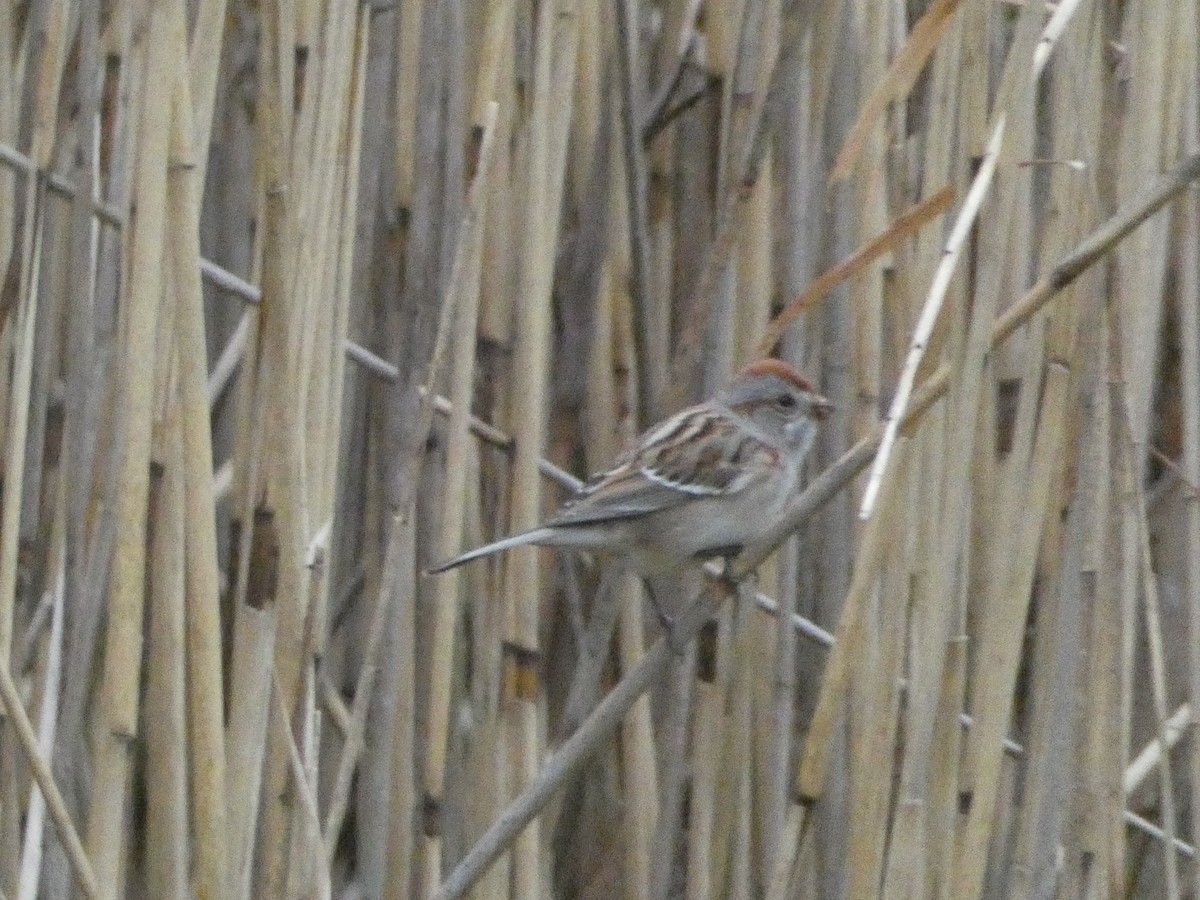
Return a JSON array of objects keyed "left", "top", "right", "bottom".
[{"left": 425, "top": 527, "right": 556, "bottom": 575}]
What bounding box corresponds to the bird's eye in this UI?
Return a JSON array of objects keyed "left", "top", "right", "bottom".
[{"left": 775, "top": 393, "right": 797, "bottom": 410}]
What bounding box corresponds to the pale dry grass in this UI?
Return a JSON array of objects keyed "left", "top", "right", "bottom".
[{"left": 0, "top": 0, "right": 1198, "bottom": 898}]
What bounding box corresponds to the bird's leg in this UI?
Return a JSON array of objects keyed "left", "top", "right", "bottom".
[
  {"left": 725, "top": 558, "right": 757, "bottom": 611},
  {"left": 560, "top": 565, "right": 624, "bottom": 734},
  {"left": 644, "top": 575, "right": 706, "bottom": 655},
  {"left": 642, "top": 578, "right": 677, "bottom": 634}
]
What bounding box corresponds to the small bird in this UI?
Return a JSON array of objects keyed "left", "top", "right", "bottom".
[{"left": 428, "top": 359, "right": 831, "bottom": 580}]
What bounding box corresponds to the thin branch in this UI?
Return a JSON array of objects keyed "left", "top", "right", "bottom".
[
  {"left": 1125, "top": 703, "right": 1191, "bottom": 796},
  {"left": 757, "top": 185, "right": 957, "bottom": 355},
  {"left": 1149, "top": 445, "right": 1200, "bottom": 498},
  {"left": 830, "top": 0, "right": 964, "bottom": 183},
  {"left": 1124, "top": 810, "right": 1197, "bottom": 859},
  {"left": 0, "top": 662, "right": 98, "bottom": 899},
  {"left": 0, "top": 140, "right": 122, "bottom": 226},
  {"left": 0, "top": 139, "right": 259, "bottom": 305},
  {"left": 433, "top": 578, "right": 734, "bottom": 900},
  {"left": 642, "top": 82, "right": 714, "bottom": 145},
  {"left": 640, "top": 0, "right": 702, "bottom": 143},
  {"left": 272, "top": 670, "right": 333, "bottom": 898}
]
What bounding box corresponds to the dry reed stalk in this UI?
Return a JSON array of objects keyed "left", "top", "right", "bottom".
[
  {"left": 685, "top": 665, "right": 718, "bottom": 900},
  {"left": 26, "top": 0, "right": 68, "bottom": 173},
  {"left": 1037, "top": 281, "right": 1106, "bottom": 890},
  {"left": 857, "top": 118, "right": 1004, "bottom": 520},
  {"left": 18, "top": 178, "right": 65, "bottom": 579},
  {"left": 469, "top": 0, "right": 516, "bottom": 132},
  {"left": 844, "top": 467, "right": 910, "bottom": 899},
  {"left": 322, "top": 15, "right": 375, "bottom": 883},
  {"left": 838, "top": 7, "right": 893, "bottom": 887},
  {"left": 763, "top": 533, "right": 801, "bottom": 878},
  {"left": 768, "top": 435, "right": 908, "bottom": 896},
  {"left": 166, "top": 45, "right": 229, "bottom": 900},
  {"left": 1068, "top": 309, "right": 1125, "bottom": 894},
  {"left": 569, "top": 0, "right": 603, "bottom": 200},
  {"left": 651, "top": 631, "right": 698, "bottom": 900},
  {"left": 729, "top": 130, "right": 774, "bottom": 896},
  {"left": 921, "top": 639, "right": 970, "bottom": 898},
  {"left": 413, "top": 98, "right": 498, "bottom": 889},
  {"left": 1126, "top": 392, "right": 1182, "bottom": 898},
  {"left": 1182, "top": 86, "right": 1200, "bottom": 900},
  {"left": 0, "top": 0, "right": 12, "bottom": 285},
  {"left": 249, "top": 144, "right": 306, "bottom": 900},
  {"left": 747, "top": 568, "right": 781, "bottom": 889},
  {"left": 381, "top": 517, "right": 418, "bottom": 900},
  {"left": 0, "top": 0, "right": 66, "bottom": 674},
  {"left": 758, "top": 186, "right": 955, "bottom": 357},
  {"left": 951, "top": 320, "right": 1077, "bottom": 897},
  {"left": 477, "top": 40, "right": 517, "bottom": 354},
  {"left": 1113, "top": 0, "right": 1175, "bottom": 450},
  {"left": 0, "top": 183, "right": 42, "bottom": 667},
  {"left": 320, "top": 6, "right": 371, "bottom": 529},
  {"left": 708, "top": 601, "right": 758, "bottom": 895},
  {"left": 791, "top": 449, "right": 904, "bottom": 802},
  {"left": 600, "top": 267, "right": 658, "bottom": 900},
  {"left": 0, "top": 640, "right": 97, "bottom": 899},
  {"left": 393, "top": 0, "right": 425, "bottom": 214},
  {"left": 185, "top": 0, "right": 228, "bottom": 176},
  {"left": 224, "top": 600, "right": 277, "bottom": 900},
  {"left": 643, "top": 6, "right": 681, "bottom": 434},
  {"left": 212, "top": 10, "right": 289, "bottom": 890},
  {"left": 616, "top": 574, "right": 657, "bottom": 900},
  {"left": 84, "top": 0, "right": 177, "bottom": 889},
  {"left": 244, "top": 1, "right": 371, "bottom": 888},
  {"left": 60, "top": 0, "right": 103, "bottom": 736},
  {"left": 614, "top": 0, "right": 660, "bottom": 420},
  {"left": 1009, "top": 5, "right": 1107, "bottom": 880},
  {"left": 1105, "top": 329, "right": 1144, "bottom": 897},
  {"left": 829, "top": 0, "right": 963, "bottom": 184},
  {"left": 1005, "top": 449, "right": 1072, "bottom": 898},
  {"left": 208, "top": 309, "right": 253, "bottom": 405},
  {"left": 434, "top": 577, "right": 735, "bottom": 900},
  {"left": 882, "top": 10, "right": 1043, "bottom": 880},
  {"left": 336, "top": 72, "right": 478, "bottom": 868},
  {"left": 497, "top": 1, "right": 581, "bottom": 896},
  {"left": 142, "top": 407, "right": 189, "bottom": 900},
  {"left": 15, "top": 484, "right": 65, "bottom": 900},
  {"left": 270, "top": 7, "right": 370, "bottom": 860},
  {"left": 667, "top": 3, "right": 787, "bottom": 401},
  {"left": 1126, "top": 704, "right": 1192, "bottom": 795}
]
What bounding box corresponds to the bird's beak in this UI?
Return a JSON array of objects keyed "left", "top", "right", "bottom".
[{"left": 812, "top": 395, "right": 834, "bottom": 421}]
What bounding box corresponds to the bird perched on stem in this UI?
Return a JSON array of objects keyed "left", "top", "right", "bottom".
[{"left": 428, "top": 359, "right": 831, "bottom": 584}]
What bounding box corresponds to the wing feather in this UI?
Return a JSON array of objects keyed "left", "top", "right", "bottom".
[{"left": 544, "top": 407, "right": 777, "bottom": 528}]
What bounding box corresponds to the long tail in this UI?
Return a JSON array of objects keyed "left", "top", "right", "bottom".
[{"left": 425, "top": 527, "right": 556, "bottom": 574}]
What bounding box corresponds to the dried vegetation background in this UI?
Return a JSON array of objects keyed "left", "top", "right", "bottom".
[{"left": 1, "top": 0, "right": 1200, "bottom": 897}]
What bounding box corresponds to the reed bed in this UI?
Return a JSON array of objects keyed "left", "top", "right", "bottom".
[{"left": 1, "top": 0, "right": 1199, "bottom": 898}]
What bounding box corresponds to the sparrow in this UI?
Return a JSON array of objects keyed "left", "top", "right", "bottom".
[{"left": 428, "top": 359, "right": 831, "bottom": 579}]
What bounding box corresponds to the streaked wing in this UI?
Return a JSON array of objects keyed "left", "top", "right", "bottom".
[{"left": 544, "top": 406, "right": 779, "bottom": 528}]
